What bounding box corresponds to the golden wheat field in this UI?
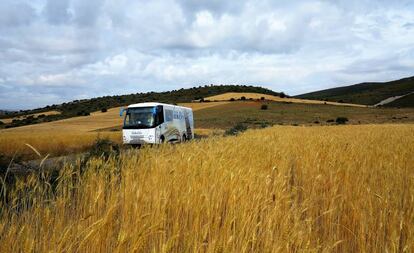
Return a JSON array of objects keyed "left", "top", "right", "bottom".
[
  {"left": 0, "top": 131, "right": 121, "bottom": 160},
  {"left": 0, "top": 106, "right": 125, "bottom": 159},
  {"left": 0, "top": 124, "right": 413, "bottom": 252},
  {"left": 204, "top": 92, "right": 367, "bottom": 107}
]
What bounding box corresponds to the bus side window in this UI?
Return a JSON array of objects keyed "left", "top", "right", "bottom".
[
  {"left": 165, "top": 109, "right": 173, "bottom": 122},
  {"left": 156, "top": 105, "right": 164, "bottom": 125}
]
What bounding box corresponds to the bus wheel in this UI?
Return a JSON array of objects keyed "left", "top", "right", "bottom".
[{"left": 182, "top": 134, "right": 187, "bottom": 142}]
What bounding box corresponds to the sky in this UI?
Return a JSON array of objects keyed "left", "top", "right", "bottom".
[{"left": 1, "top": 0, "right": 414, "bottom": 110}]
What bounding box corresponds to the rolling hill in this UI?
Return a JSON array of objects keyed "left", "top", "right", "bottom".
[
  {"left": 194, "top": 100, "right": 414, "bottom": 129},
  {"left": 386, "top": 93, "right": 414, "bottom": 107},
  {"left": 204, "top": 92, "right": 366, "bottom": 107},
  {"left": 0, "top": 85, "right": 279, "bottom": 129},
  {"left": 0, "top": 110, "right": 61, "bottom": 124},
  {"left": 296, "top": 76, "right": 414, "bottom": 107}
]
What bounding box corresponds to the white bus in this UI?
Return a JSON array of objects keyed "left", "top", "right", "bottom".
[{"left": 120, "top": 102, "right": 194, "bottom": 145}]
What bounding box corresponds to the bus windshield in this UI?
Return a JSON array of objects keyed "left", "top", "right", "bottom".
[{"left": 123, "top": 107, "right": 156, "bottom": 129}]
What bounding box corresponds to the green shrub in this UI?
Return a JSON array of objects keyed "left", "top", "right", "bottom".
[
  {"left": 77, "top": 111, "right": 90, "bottom": 116},
  {"left": 101, "top": 108, "right": 108, "bottom": 113},
  {"left": 87, "top": 138, "right": 120, "bottom": 160},
  {"left": 259, "top": 121, "right": 270, "bottom": 128},
  {"left": 261, "top": 104, "right": 268, "bottom": 110},
  {"left": 0, "top": 154, "right": 23, "bottom": 174},
  {"left": 225, "top": 123, "right": 248, "bottom": 136},
  {"left": 336, "top": 117, "right": 349, "bottom": 124}
]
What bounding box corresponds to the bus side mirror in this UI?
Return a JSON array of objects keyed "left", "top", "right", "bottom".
[{"left": 119, "top": 108, "right": 125, "bottom": 117}]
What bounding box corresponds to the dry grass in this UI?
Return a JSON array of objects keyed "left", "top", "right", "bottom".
[
  {"left": 194, "top": 128, "right": 225, "bottom": 137},
  {"left": 0, "top": 124, "right": 413, "bottom": 252},
  {"left": 179, "top": 101, "right": 230, "bottom": 111},
  {"left": 0, "top": 108, "right": 123, "bottom": 160},
  {"left": 0, "top": 131, "right": 121, "bottom": 160},
  {"left": 0, "top": 128, "right": 219, "bottom": 160},
  {"left": 205, "top": 92, "right": 367, "bottom": 107},
  {"left": 1, "top": 110, "right": 61, "bottom": 124}
]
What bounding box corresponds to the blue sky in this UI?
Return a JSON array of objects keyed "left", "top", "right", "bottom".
[{"left": 1, "top": 0, "right": 414, "bottom": 109}]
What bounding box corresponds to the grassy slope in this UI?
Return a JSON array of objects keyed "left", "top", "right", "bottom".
[
  {"left": 194, "top": 101, "right": 414, "bottom": 129},
  {"left": 385, "top": 93, "right": 414, "bottom": 108},
  {"left": 1, "top": 124, "right": 413, "bottom": 252},
  {"left": 0, "top": 107, "right": 124, "bottom": 133},
  {"left": 296, "top": 76, "right": 414, "bottom": 105},
  {"left": 205, "top": 92, "right": 366, "bottom": 107},
  {"left": 1, "top": 110, "right": 61, "bottom": 124}
]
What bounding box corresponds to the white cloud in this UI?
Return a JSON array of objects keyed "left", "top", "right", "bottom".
[{"left": 0, "top": 0, "right": 414, "bottom": 109}]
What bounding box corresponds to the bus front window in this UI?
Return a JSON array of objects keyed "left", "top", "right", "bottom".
[{"left": 123, "top": 107, "right": 156, "bottom": 129}]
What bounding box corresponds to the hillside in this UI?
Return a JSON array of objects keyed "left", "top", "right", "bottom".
[
  {"left": 296, "top": 76, "right": 414, "bottom": 106},
  {"left": 0, "top": 85, "right": 279, "bottom": 129},
  {"left": 0, "top": 110, "right": 16, "bottom": 116},
  {"left": 385, "top": 93, "right": 414, "bottom": 108},
  {"left": 204, "top": 92, "right": 366, "bottom": 107},
  {"left": 194, "top": 101, "right": 414, "bottom": 129},
  {"left": 0, "top": 110, "right": 61, "bottom": 124}
]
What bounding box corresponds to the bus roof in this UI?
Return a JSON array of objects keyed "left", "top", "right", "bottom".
[{"left": 127, "top": 102, "right": 192, "bottom": 110}]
